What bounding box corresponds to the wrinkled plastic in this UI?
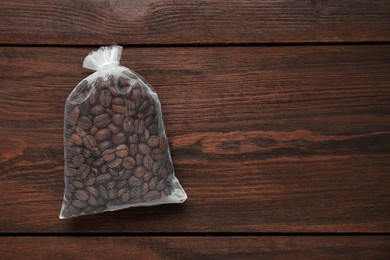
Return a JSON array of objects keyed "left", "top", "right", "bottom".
[{"left": 60, "top": 45, "right": 187, "bottom": 219}]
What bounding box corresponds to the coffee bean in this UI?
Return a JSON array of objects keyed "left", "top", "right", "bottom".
[
  {"left": 159, "top": 136, "right": 168, "bottom": 152},
  {"left": 130, "top": 187, "right": 142, "bottom": 199},
  {"left": 129, "top": 176, "right": 142, "bottom": 187},
  {"left": 112, "top": 132, "right": 127, "bottom": 145},
  {"left": 88, "top": 196, "right": 98, "bottom": 207},
  {"left": 72, "top": 200, "right": 88, "bottom": 209},
  {"left": 135, "top": 119, "right": 145, "bottom": 134},
  {"left": 88, "top": 89, "right": 99, "bottom": 105},
  {"left": 123, "top": 156, "right": 136, "bottom": 169},
  {"left": 90, "top": 126, "right": 98, "bottom": 135},
  {"left": 107, "top": 158, "right": 122, "bottom": 168},
  {"left": 106, "top": 181, "right": 116, "bottom": 190},
  {"left": 68, "top": 106, "right": 80, "bottom": 125},
  {"left": 112, "top": 114, "right": 123, "bottom": 126},
  {"left": 143, "top": 170, "right": 153, "bottom": 182},
  {"left": 117, "top": 187, "right": 127, "bottom": 197},
  {"left": 71, "top": 133, "right": 83, "bottom": 145},
  {"left": 102, "top": 149, "right": 115, "bottom": 161},
  {"left": 115, "top": 144, "right": 129, "bottom": 157},
  {"left": 151, "top": 148, "right": 163, "bottom": 160},
  {"left": 76, "top": 127, "right": 88, "bottom": 138},
  {"left": 148, "top": 136, "right": 159, "bottom": 148},
  {"left": 156, "top": 180, "right": 166, "bottom": 191},
  {"left": 112, "top": 97, "right": 125, "bottom": 105},
  {"left": 86, "top": 186, "right": 99, "bottom": 197},
  {"left": 128, "top": 134, "right": 139, "bottom": 144},
  {"left": 149, "top": 123, "right": 158, "bottom": 135},
  {"left": 129, "top": 144, "right": 138, "bottom": 156},
  {"left": 75, "top": 190, "right": 89, "bottom": 201},
  {"left": 108, "top": 123, "right": 121, "bottom": 134},
  {"left": 131, "top": 89, "right": 142, "bottom": 102},
  {"left": 149, "top": 177, "right": 158, "bottom": 190},
  {"left": 98, "top": 140, "right": 113, "bottom": 151},
  {"left": 100, "top": 90, "right": 112, "bottom": 107},
  {"left": 112, "top": 104, "right": 125, "bottom": 113},
  {"left": 142, "top": 183, "right": 149, "bottom": 195},
  {"left": 123, "top": 118, "right": 134, "bottom": 132},
  {"left": 83, "top": 135, "right": 96, "bottom": 149},
  {"left": 134, "top": 166, "right": 146, "bottom": 178},
  {"left": 121, "top": 190, "right": 131, "bottom": 203},
  {"left": 73, "top": 181, "right": 84, "bottom": 189},
  {"left": 97, "top": 174, "right": 111, "bottom": 183},
  {"left": 78, "top": 116, "right": 92, "bottom": 130},
  {"left": 138, "top": 143, "right": 150, "bottom": 155},
  {"left": 143, "top": 155, "right": 153, "bottom": 169},
  {"left": 108, "top": 189, "right": 117, "bottom": 199},
  {"left": 135, "top": 154, "right": 143, "bottom": 165},
  {"left": 91, "top": 104, "right": 105, "bottom": 116},
  {"left": 95, "top": 128, "right": 111, "bottom": 141},
  {"left": 93, "top": 158, "right": 105, "bottom": 167},
  {"left": 85, "top": 176, "right": 96, "bottom": 186},
  {"left": 71, "top": 154, "right": 85, "bottom": 168},
  {"left": 94, "top": 113, "right": 111, "bottom": 128},
  {"left": 143, "top": 190, "right": 160, "bottom": 201}
]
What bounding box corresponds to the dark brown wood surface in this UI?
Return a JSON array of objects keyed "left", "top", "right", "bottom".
[
  {"left": 1, "top": 0, "right": 389, "bottom": 257},
  {"left": 0, "top": 46, "right": 389, "bottom": 232},
  {"left": 1, "top": 236, "right": 389, "bottom": 259},
  {"left": 1, "top": 0, "right": 390, "bottom": 45}
]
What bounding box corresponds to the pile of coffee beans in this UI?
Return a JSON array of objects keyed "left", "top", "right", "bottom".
[{"left": 61, "top": 75, "right": 173, "bottom": 218}]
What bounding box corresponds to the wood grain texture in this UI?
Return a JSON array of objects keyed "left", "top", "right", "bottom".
[
  {"left": 0, "top": 0, "right": 389, "bottom": 45},
  {"left": 1, "top": 236, "right": 389, "bottom": 259},
  {"left": 0, "top": 46, "right": 389, "bottom": 232}
]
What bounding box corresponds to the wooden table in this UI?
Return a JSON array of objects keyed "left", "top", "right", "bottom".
[{"left": 0, "top": 1, "right": 389, "bottom": 258}]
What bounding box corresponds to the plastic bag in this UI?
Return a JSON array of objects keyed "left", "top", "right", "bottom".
[{"left": 60, "top": 45, "right": 187, "bottom": 218}]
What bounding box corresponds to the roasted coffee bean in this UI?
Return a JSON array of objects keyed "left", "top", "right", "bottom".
[
  {"left": 112, "top": 114, "right": 123, "bottom": 126},
  {"left": 78, "top": 116, "right": 92, "bottom": 130},
  {"left": 83, "top": 135, "right": 96, "bottom": 149},
  {"left": 123, "top": 118, "right": 134, "bottom": 132},
  {"left": 143, "top": 190, "right": 160, "bottom": 201},
  {"left": 108, "top": 158, "right": 122, "bottom": 168},
  {"left": 71, "top": 154, "right": 85, "bottom": 168},
  {"left": 95, "top": 128, "right": 111, "bottom": 141},
  {"left": 97, "top": 174, "right": 111, "bottom": 183},
  {"left": 159, "top": 136, "right": 168, "bottom": 152},
  {"left": 149, "top": 177, "right": 158, "bottom": 190},
  {"left": 100, "top": 90, "right": 112, "bottom": 107},
  {"left": 112, "top": 104, "right": 125, "bottom": 113},
  {"left": 86, "top": 186, "right": 99, "bottom": 197},
  {"left": 112, "top": 97, "right": 125, "bottom": 105},
  {"left": 130, "top": 187, "right": 142, "bottom": 199},
  {"left": 129, "top": 144, "right": 138, "bottom": 156},
  {"left": 135, "top": 119, "right": 145, "bottom": 134},
  {"left": 128, "top": 134, "right": 139, "bottom": 144},
  {"left": 91, "top": 105, "right": 105, "bottom": 116},
  {"left": 138, "top": 143, "right": 150, "bottom": 155},
  {"left": 142, "top": 183, "right": 149, "bottom": 195},
  {"left": 94, "top": 113, "right": 111, "bottom": 128},
  {"left": 149, "top": 123, "right": 158, "bottom": 135},
  {"left": 98, "top": 140, "right": 113, "bottom": 151},
  {"left": 112, "top": 132, "right": 127, "bottom": 145},
  {"left": 75, "top": 190, "right": 89, "bottom": 201},
  {"left": 135, "top": 154, "right": 143, "bottom": 165},
  {"left": 148, "top": 136, "right": 159, "bottom": 148},
  {"left": 117, "top": 187, "right": 127, "bottom": 197},
  {"left": 121, "top": 190, "right": 131, "bottom": 203},
  {"left": 77, "top": 164, "right": 90, "bottom": 179},
  {"left": 68, "top": 106, "right": 80, "bottom": 125},
  {"left": 156, "top": 180, "right": 166, "bottom": 191},
  {"left": 108, "top": 189, "right": 117, "bottom": 199},
  {"left": 123, "top": 156, "right": 136, "bottom": 169},
  {"left": 73, "top": 199, "right": 88, "bottom": 209},
  {"left": 93, "top": 158, "right": 105, "bottom": 167},
  {"left": 108, "top": 123, "right": 121, "bottom": 134},
  {"left": 88, "top": 89, "right": 99, "bottom": 105},
  {"left": 73, "top": 181, "right": 84, "bottom": 189},
  {"left": 71, "top": 133, "right": 83, "bottom": 145},
  {"left": 76, "top": 127, "right": 88, "bottom": 138},
  {"left": 90, "top": 147, "right": 101, "bottom": 157},
  {"left": 90, "top": 126, "right": 98, "bottom": 135},
  {"left": 143, "top": 155, "right": 153, "bottom": 169},
  {"left": 85, "top": 176, "right": 96, "bottom": 187},
  {"left": 131, "top": 89, "right": 142, "bottom": 102},
  {"left": 98, "top": 186, "right": 109, "bottom": 200},
  {"left": 129, "top": 176, "right": 142, "bottom": 187},
  {"left": 134, "top": 166, "right": 146, "bottom": 178},
  {"left": 102, "top": 149, "right": 115, "bottom": 161},
  {"left": 151, "top": 148, "right": 163, "bottom": 160},
  {"left": 88, "top": 196, "right": 98, "bottom": 207},
  {"left": 115, "top": 144, "right": 129, "bottom": 157},
  {"left": 143, "top": 170, "right": 153, "bottom": 182}
]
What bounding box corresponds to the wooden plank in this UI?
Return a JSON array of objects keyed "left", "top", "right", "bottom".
[
  {"left": 0, "top": 236, "right": 389, "bottom": 259},
  {"left": 0, "top": 46, "right": 389, "bottom": 232},
  {"left": 0, "top": 1, "right": 389, "bottom": 45}
]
